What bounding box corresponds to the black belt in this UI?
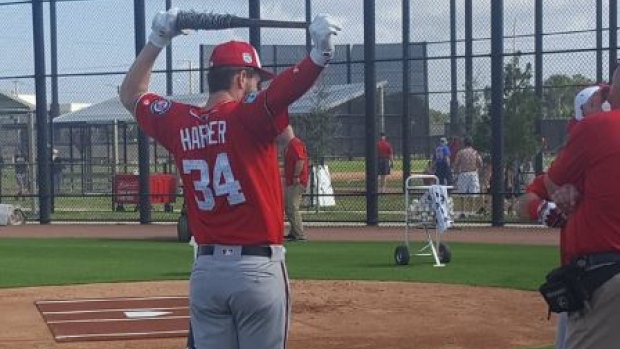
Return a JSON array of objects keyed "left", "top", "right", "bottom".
[
  {"left": 198, "top": 245, "right": 272, "bottom": 257},
  {"left": 574, "top": 252, "right": 620, "bottom": 269}
]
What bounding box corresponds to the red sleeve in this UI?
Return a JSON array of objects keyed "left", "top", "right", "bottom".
[
  {"left": 547, "top": 121, "right": 589, "bottom": 186},
  {"left": 235, "top": 57, "right": 322, "bottom": 144},
  {"left": 293, "top": 141, "right": 307, "bottom": 161},
  {"left": 261, "top": 57, "right": 323, "bottom": 117},
  {"left": 525, "top": 174, "right": 549, "bottom": 199},
  {"left": 134, "top": 92, "right": 184, "bottom": 150}
]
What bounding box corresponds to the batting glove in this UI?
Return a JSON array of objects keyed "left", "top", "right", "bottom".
[
  {"left": 148, "top": 7, "right": 188, "bottom": 49},
  {"left": 537, "top": 200, "right": 567, "bottom": 228},
  {"left": 309, "top": 13, "right": 342, "bottom": 67}
]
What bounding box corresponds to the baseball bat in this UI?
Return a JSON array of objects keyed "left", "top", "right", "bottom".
[{"left": 176, "top": 11, "right": 309, "bottom": 30}]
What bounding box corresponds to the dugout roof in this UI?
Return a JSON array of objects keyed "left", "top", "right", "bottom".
[
  {"left": 53, "top": 82, "right": 387, "bottom": 125},
  {"left": 0, "top": 90, "right": 35, "bottom": 115}
]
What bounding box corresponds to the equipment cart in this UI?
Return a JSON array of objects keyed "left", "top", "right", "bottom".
[{"left": 394, "top": 174, "right": 454, "bottom": 266}]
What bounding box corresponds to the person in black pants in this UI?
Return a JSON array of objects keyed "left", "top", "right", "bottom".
[{"left": 433, "top": 137, "right": 452, "bottom": 185}]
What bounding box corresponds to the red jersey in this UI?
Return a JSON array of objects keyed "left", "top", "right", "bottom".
[
  {"left": 284, "top": 138, "right": 309, "bottom": 187},
  {"left": 135, "top": 57, "right": 322, "bottom": 246},
  {"left": 377, "top": 139, "right": 393, "bottom": 159},
  {"left": 548, "top": 110, "right": 620, "bottom": 262}
]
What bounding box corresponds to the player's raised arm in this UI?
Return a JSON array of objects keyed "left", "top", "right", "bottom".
[
  {"left": 120, "top": 7, "right": 187, "bottom": 114},
  {"left": 260, "top": 14, "right": 342, "bottom": 117}
]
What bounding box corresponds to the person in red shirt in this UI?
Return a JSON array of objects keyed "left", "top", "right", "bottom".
[
  {"left": 543, "top": 79, "right": 620, "bottom": 349},
  {"left": 119, "top": 8, "right": 341, "bottom": 349},
  {"left": 518, "top": 84, "right": 613, "bottom": 349},
  {"left": 280, "top": 126, "right": 309, "bottom": 242},
  {"left": 448, "top": 136, "right": 462, "bottom": 165},
  {"left": 377, "top": 132, "right": 394, "bottom": 193}
]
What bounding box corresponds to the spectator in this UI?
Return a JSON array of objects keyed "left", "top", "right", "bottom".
[
  {"left": 376, "top": 132, "right": 394, "bottom": 193},
  {"left": 452, "top": 136, "right": 483, "bottom": 217},
  {"left": 13, "top": 150, "right": 28, "bottom": 200},
  {"left": 448, "top": 136, "right": 462, "bottom": 165},
  {"left": 52, "top": 148, "right": 65, "bottom": 194},
  {"left": 281, "top": 126, "right": 309, "bottom": 242},
  {"left": 433, "top": 137, "right": 452, "bottom": 185}
]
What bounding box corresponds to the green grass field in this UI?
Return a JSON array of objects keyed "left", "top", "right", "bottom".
[{"left": 0, "top": 238, "right": 557, "bottom": 290}]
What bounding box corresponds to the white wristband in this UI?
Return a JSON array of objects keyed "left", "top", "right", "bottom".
[
  {"left": 148, "top": 31, "right": 169, "bottom": 49},
  {"left": 310, "top": 47, "right": 333, "bottom": 67}
]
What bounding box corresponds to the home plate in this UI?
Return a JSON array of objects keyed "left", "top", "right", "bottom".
[{"left": 124, "top": 310, "right": 173, "bottom": 318}]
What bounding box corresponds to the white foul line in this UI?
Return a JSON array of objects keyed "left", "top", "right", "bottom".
[
  {"left": 55, "top": 329, "right": 189, "bottom": 340},
  {"left": 36, "top": 296, "right": 187, "bottom": 304},
  {"left": 41, "top": 306, "right": 187, "bottom": 315},
  {"left": 47, "top": 315, "right": 189, "bottom": 324}
]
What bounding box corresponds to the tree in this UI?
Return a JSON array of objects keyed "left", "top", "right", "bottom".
[
  {"left": 543, "top": 74, "right": 594, "bottom": 119},
  {"left": 473, "top": 54, "right": 541, "bottom": 166},
  {"left": 429, "top": 109, "right": 449, "bottom": 136}
]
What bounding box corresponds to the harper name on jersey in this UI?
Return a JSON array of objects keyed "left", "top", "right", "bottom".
[{"left": 180, "top": 121, "right": 227, "bottom": 151}]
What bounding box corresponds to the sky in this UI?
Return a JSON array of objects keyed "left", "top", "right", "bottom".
[{"left": 0, "top": 0, "right": 613, "bottom": 112}]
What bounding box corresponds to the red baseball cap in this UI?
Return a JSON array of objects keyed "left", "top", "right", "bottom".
[{"left": 208, "top": 40, "right": 275, "bottom": 81}]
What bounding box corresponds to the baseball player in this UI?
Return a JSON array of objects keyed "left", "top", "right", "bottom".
[{"left": 119, "top": 8, "right": 341, "bottom": 349}]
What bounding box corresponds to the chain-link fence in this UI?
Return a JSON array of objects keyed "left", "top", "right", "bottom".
[{"left": 0, "top": 0, "right": 616, "bottom": 225}]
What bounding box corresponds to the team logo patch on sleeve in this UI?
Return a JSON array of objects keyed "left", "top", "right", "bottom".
[
  {"left": 149, "top": 99, "right": 172, "bottom": 115},
  {"left": 243, "top": 92, "right": 258, "bottom": 104}
]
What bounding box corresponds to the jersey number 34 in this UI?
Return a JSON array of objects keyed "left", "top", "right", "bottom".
[{"left": 182, "top": 153, "right": 246, "bottom": 211}]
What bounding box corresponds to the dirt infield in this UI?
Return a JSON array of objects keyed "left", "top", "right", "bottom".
[{"left": 0, "top": 224, "right": 558, "bottom": 349}]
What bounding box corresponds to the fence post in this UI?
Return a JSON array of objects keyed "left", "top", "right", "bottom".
[
  {"left": 609, "top": 0, "right": 618, "bottom": 80},
  {"left": 33, "top": 0, "right": 51, "bottom": 223},
  {"left": 364, "top": 0, "right": 378, "bottom": 226},
  {"left": 490, "top": 0, "right": 505, "bottom": 227},
  {"left": 449, "top": 0, "right": 458, "bottom": 137},
  {"left": 401, "top": 0, "right": 411, "bottom": 189},
  {"left": 465, "top": 0, "right": 473, "bottom": 136},
  {"left": 133, "top": 0, "right": 151, "bottom": 224},
  {"left": 596, "top": 0, "right": 603, "bottom": 82}
]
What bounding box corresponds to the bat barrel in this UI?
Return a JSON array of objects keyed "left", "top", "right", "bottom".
[
  {"left": 232, "top": 18, "right": 309, "bottom": 29},
  {"left": 176, "top": 11, "right": 308, "bottom": 30}
]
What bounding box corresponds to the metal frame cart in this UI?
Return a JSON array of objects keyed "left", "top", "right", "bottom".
[
  {"left": 0, "top": 204, "right": 26, "bottom": 226},
  {"left": 394, "top": 174, "right": 454, "bottom": 266}
]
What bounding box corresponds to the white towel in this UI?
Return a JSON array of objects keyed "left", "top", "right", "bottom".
[
  {"left": 428, "top": 185, "right": 452, "bottom": 232},
  {"left": 189, "top": 236, "right": 198, "bottom": 260}
]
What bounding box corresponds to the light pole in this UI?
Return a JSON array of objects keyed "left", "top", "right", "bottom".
[{"left": 11, "top": 80, "right": 23, "bottom": 96}]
